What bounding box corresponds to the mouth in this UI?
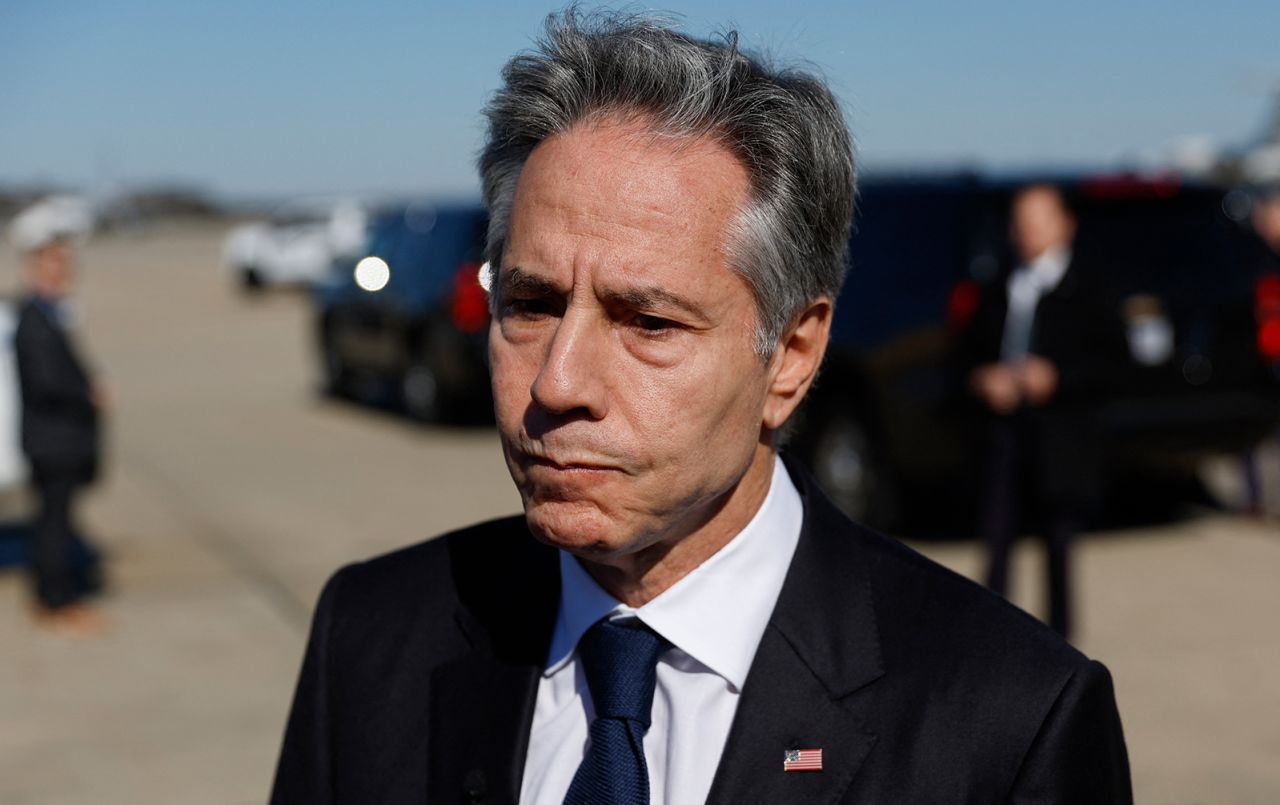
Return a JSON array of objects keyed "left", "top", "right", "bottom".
[
  {"left": 512, "top": 444, "right": 623, "bottom": 474},
  {"left": 523, "top": 454, "right": 620, "bottom": 473}
]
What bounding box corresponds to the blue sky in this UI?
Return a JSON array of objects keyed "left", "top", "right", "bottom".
[{"left": 2, "top": 1, "right": 1277, "bottom": 200}]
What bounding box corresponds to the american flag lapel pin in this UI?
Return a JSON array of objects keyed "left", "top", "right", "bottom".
[{"left": 783, "top": 748, "right": 823, "bottom": 772}]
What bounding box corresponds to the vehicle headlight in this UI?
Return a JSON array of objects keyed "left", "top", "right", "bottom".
[{"left": 354, "top": 256, "right": 390, "bottom": 292}]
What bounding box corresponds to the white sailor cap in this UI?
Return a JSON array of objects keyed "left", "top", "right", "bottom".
[{"left": 8, "top": 195, "right": 94, "bottom": 253}]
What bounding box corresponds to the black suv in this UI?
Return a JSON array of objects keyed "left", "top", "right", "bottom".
[
  {"left": 791, "top": 174, "right": 1280, "bottom": 532},
  {"left": 315, "top": 203, "right": 492, "bottom": 422}
]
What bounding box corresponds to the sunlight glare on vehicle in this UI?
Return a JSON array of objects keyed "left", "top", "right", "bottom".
[{"left": 354, "top": 256, "right": 391, "bottom": 292}]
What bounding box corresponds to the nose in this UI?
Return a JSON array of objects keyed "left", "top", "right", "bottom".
[{"left": 529, "top": 307, "right": 608, "bottom": 420}]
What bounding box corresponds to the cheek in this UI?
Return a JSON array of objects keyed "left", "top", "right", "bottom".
[
  {"left": 488, "top": 334, "right": 534, "bottom": 414},
  {"left": 628, "top": 349, "right": 768, "bottom": 449}
]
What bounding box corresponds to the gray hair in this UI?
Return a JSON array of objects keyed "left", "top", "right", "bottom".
[{"left": 478, "top": 8, "right": 856, "bottom": 356}]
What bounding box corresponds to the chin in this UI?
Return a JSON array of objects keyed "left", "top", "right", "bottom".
[{"left": 523, "top": 499, "right": 624, "bottom": 556}]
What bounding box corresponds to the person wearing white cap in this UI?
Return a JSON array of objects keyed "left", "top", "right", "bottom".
[{"left": 11, "top": 223, "right": 109, "bottom": 636}]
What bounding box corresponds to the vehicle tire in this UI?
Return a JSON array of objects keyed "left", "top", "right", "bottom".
[
  {"left": 803, "top": 406, "right": 893, "bottom": 526},
  {"left": 320, "top": 327, "right": 350, "bottom": 397},
  {"left": 240, "top": 267, "right": 265, "bottom": 291},
  {"left": 402, "top": 360, "right": 443, "bottom": 422}
]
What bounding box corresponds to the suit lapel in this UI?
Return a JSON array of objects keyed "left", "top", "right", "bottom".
[
  {"left": 428, "top": 651, "right": 542, "bottom": 804},
  {"left": 427, "top": 527, "right": 560, "bottom": 805},
  {"left": 706, "top": 460, "right": 885, "bottom": 805},
  {"left": 1028, "top": 256, "right": 1081, "bottom": 353}
]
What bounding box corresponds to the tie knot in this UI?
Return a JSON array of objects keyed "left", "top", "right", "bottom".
[{"left": 577, "top": 618, "right": 669, "bottom": 726}]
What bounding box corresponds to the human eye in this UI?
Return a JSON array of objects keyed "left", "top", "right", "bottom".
[
  {"left": 501, "top": 295, "right": 557, "bottom": 320},
  {"left": 632, "top": 313, "right": 678, "bottom": 333}
]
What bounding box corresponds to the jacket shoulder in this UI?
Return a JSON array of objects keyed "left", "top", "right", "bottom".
[
  {"left": 314, "top": 514, "right": 557, "bottom": 658},
  {"left": 859, "top": 521, "right": 1088, "bottom": 676},
  {"left": 272, "top": 515, "right": 551, "bottom": 803},
  {"left": 13, "top": 298, "right": 49, "bottom": 340},
  {"left": 323, "top": 514, "right": 535, "bottom": 622}
]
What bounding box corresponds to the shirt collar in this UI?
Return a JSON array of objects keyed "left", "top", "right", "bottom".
[
  {"left": 31, "top": 294, "right": 62, "bottom": 317},
  {"left": 1026, "top": 245, "right": 1071, "bottom": 289},
  {"left": 545, "top": 455, "right": 804, "bottom": 693},
  {"left": 31, "top": 294, "right": 75, "bottom": 329}
]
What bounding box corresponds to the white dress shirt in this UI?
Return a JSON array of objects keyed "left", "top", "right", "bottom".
[
  {"left": 518, "top": 456, "right": 804, "bottom": 805},
  {"left": 1001, "top": 246, "right": 1071, "bottom": 362}
]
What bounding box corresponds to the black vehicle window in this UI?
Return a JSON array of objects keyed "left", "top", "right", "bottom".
[
  {"left": 834, "top": 183, "right": 974, "bottom": 348},
  {"left": 1070, "top": 192, "right": 1245, "bottom": 314}
]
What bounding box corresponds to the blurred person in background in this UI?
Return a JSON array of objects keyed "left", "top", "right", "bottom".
[
  {"left": 1248, "top": 186, "right": 1280, "bottom": 266},
  {"left": 1241, "top": 185, "right": 1280, "bottom": 515},
  {"left": 961, "top": 184, "right": 1123, "bottom": 638},
  {"left": 273, "top": 11, "right": 1129, "bottom": 804},
  {"left": 12, "top": 230, "right": 109, "bottom": 635}
]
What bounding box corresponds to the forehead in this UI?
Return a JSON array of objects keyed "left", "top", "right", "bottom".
[
  {"left": 32, "top": 242, "right": 72, "bottom": 264},
  {"left": 1013, "top": 188, "right": 1069, "bottom": 219},
  {"left": 505, "top": 118, "right": 751, "bottom": 279}
]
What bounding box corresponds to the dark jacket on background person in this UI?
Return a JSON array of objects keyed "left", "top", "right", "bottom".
[
  {"left": 271, "top": 459, "right": 1132, "bottom": 805},
  {"left": 14, "top": 296, "right": 100, "bottom": 482},
  {"left": 955, "top": 256, "right": 1126, "bottom": 511},
  {"left": 1243, "top": 227, "right": 1280, "bottom": 282}
]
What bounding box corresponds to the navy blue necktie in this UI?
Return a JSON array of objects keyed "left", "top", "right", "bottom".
[{"left": 563, "top": 618, "right": 670, "bottom": 805}]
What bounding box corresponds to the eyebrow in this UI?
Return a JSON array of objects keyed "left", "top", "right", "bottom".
[
  {"left": 498, "top": 266, "right": 561, "bottom": 298},
  {"left": 499, "top": 266, "right": 709, "bottom": 323},
  {"left": 605, "top": 286, "right": 708, "bottom": 323}
]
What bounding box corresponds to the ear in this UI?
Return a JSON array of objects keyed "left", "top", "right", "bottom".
[{"left": 762, "top": 296, "right": 832, "bottom": 431}]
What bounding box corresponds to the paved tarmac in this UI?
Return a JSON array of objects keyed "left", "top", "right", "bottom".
[{"left": 0, "top": 223, "right": 1276, "bottom": 804}]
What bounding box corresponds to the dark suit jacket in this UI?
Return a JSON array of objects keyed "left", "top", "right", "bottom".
[
  {"left": 955, "top": 256, "right": 1126, "bottom": 510},
  {"left": 271, "top": 461, "right": 1131, "bottom": 804},
  {"left": 957, "top": 256, "right": 1125, "bottom": 405},
  {"left": 13, "top": 295, "right": 99, "bottom": 481}
]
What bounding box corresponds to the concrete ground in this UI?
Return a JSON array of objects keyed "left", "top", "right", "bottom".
[{"left": 0, "top": 223, "right": 1276, "bottom": 804}]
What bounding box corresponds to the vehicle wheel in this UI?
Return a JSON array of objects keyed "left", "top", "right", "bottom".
[
  {"left": 806, "top": 407, "right": 891, "bottom": 525},
  {"left": 402, "top": 361, "right": 443, "bottom": 422},
  {"left": 320, "top": 328, "right": 350, "bottom": 396},
  {"left": 240, "top": 267, "right": 265, "bottom": 291}
]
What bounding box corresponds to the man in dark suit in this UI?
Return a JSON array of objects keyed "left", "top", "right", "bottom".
[
  {"left": 273, "top": 11, "right": 1131, "bottom": 803},
  {"left": 13, "top": 233, "right": 107, "bottom": 635},
  {"left": 960, "top": 185, "right": 1125, "bottom": 638}
]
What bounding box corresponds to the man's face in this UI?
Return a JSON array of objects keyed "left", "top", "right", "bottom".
[
  {"left": 29, "top": 241, "right": 75, "bottom": 298},
  {"left": 489, "top": 119, "right": 774, "bottom": 562},
  {"left": 1010, "top": 187, "right": 1075, "bottom": 263}
]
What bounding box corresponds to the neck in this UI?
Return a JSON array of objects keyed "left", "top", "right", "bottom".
[
  {"left": 1025, "top": 243, "right": 1067, "bottom": 264},
  {"left": 580, "top": 444, "right": 776, "bottom": 607},
  {"left": 31, "top": 284, "right": 66, "bottom": 302}
]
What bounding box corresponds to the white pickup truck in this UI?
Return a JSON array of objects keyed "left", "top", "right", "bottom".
[{"left": 222, "top": 198, "right": 368, "bottom": 290}]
